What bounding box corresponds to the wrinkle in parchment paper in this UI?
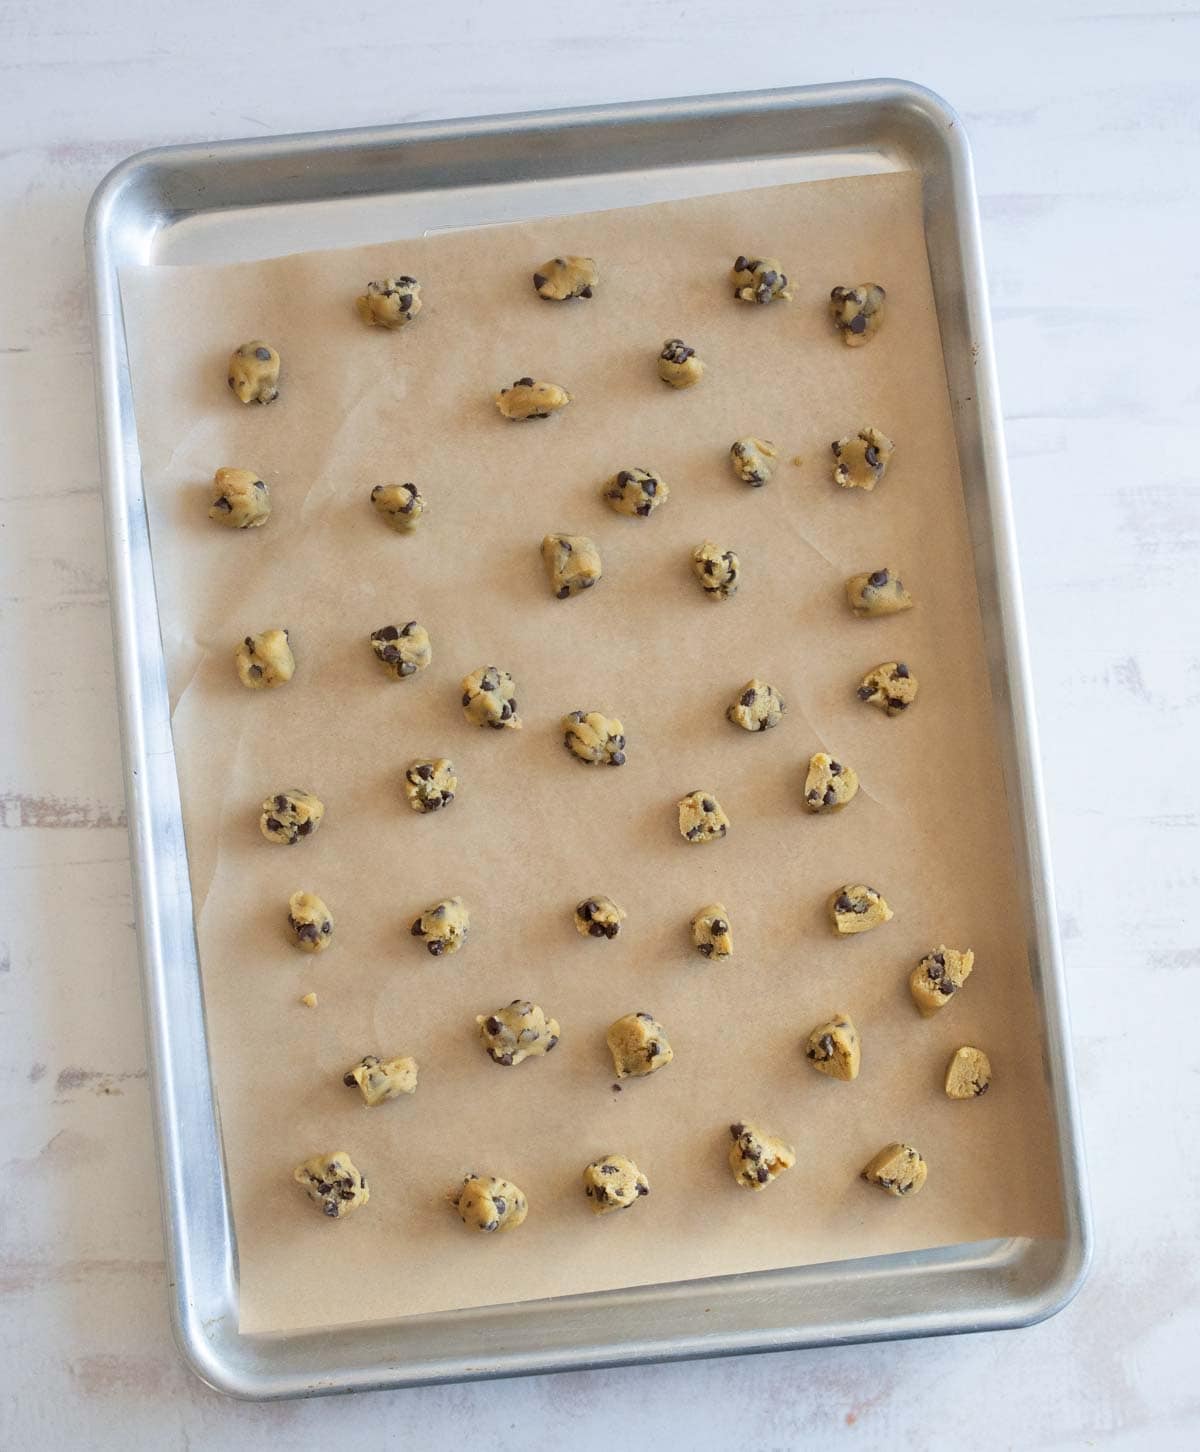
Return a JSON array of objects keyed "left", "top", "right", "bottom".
[{"left": 119, "top": 171, "right": 1062, "bottom": 1335}]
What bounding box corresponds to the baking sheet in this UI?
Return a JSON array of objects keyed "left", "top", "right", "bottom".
[{"left": 118, "top": 169, "right": 1062, "bottom": 1336}]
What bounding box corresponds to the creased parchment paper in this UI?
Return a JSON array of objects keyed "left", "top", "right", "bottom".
[{"left": 119, "top": 171, "right": 1062, "bottom": 1335}]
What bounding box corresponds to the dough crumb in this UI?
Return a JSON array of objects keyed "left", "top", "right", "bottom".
[{"left": 299, "top": 992, "right": 318, "bottom": 1008}]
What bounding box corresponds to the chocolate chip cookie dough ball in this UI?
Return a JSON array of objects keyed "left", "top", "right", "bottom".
[
  {"left": 355, "top": 275, "right": 421, "bottom": 329},
  {"left": 477, "top": 1000, "right": 560, "bottom": 1066},
  {"left": 677, "top": 790, "right": 729, "bottom": 843},
  {"left": 845, "top": 566, "right": 913, "bottom": 616},
  {"left": 728, "top": 1122, "right": 795, "bottom": 1190},
  {"left": 657, "top": 337, "right": 704, "bottom": 388},
  {"left": 603, "top": 467, "right": 669, "bottom": 518},
  {"left": 369, "top": 621, "right": 431, "bottom": 678},
  {"left": 857, "top": 661, "right": 918, "bottom": 716},
  {"left": 829, "top": 885, "right": 892, "bottom": 935},
  {"left": 288, "top": 890, "right": 334, "bottom": 953},
  {"left": 260, "top": 789, "right": 324, "bottom": 844},
  {"left": 410, "top": 897, "right": 469, "bottom": 957},
  {"left": 803, "top": 754, "right": 859, "bottom": 813},
  {"left": 403, "top": 758, "right": 457, "bottom": 813},
  {"left": 494, "top": 377, "right": 571, "bottom": 420},
  {"left": 691, "top": 541, "right": 739, "bottom": 599},
  {"left": 235, "top": 629, "right": 294, "bottom": 689},
  {"left": 227, "top": 340, "right": 280, "bottom": 404},
  {"left": 461, "top": 666, "right": 520, "bottom": 729},
  {"left": 909, "top": 946, "right": 975, "bottom": 1016},
  {"left": 606, "top": 1012, "right": 673, "bottom": 1079},
  {"left": 832, "top": 427, "right": 894, "bottom": 490},
  {"left": 533, "top": 255, "right": 598, "bottom": 300},
  {"left": 342, "top": 1054, "right": 418, "bottom": 1105},
  {"left": 945, "top": 1046, "right": 992, "bottom": 1099},
  {"left": 582, "top": 1155, "right": 650, "bottom": 1215},
  {"left": 562, "top": 711, "right": 626, "bottom": 765},
  {"left": 370, "top": 482, "right": 426, "bottom": 532},
  {"left": 293, "top": 1151, "right": 369, "bottom": 1219},
  {"left": 542, "top": 533, "right": 602, "bottom": 598},
  {"left": 451, "top": 1173, "right": 528, "bottom": 1233},
  {"left": 729, "top": 437, "right": 777, "bottom": 486},
  {"left": 861, "top": 1142, "right": 926, "bottom": 1197},
  {"left": 574, "top": 896, "right": 626, "bottom": 940},
  {"left": 830, "top": 283, "right": 886, "bottom": 345},
  {"left": 730, "top": 256, "right": 792, "bottom": 305},
  {"left": 208, "top": 467, "right": 270, "bottom": 528},
  {"left": 726, "top": 679, "right": 785, "bottom": 732},
  {"left": 691, "top": 904, "right": 732, "bottom": 960}
]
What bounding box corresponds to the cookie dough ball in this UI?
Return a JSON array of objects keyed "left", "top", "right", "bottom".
[
  {"left": 604, "top": 467, "right": 669, "bottom": 518},
  {"left": 657, "top": 337, "right": 704, "bottom": 388},
  {"left": 403, "top": 758, "right": 458, "bottom": 813},
  {"left": 830, "top": 283, "right": 886, "bottom": 346},
  {"left": 370, "top": 482, "right": 426, "bottom": 533},
  {"left": 691, "top": 540, "right": 739, "bottom": 599},
  {"left": 803, "top": 753, "right": 859, "bottom": 813},
  {"left": 461, "top": 666, "right": 521, "bottom": 730},
  {"left": 804, "top": 1013, "right": 861, "bottom": 1081},
  {"left": 607, "top": 1012, "right": 673, "bottom": 1079},
  {"left": 945, "top": 1046, "right": 992, "bottom": 1099},
  {"left": 343, "top": 1054, "right": 418, "bottom": 1106},
  {"left": 830, "top": 885, "right": 892, "bottom": 935},
  {"left": 678, "top": 790, "right": 729, "bottom": 843},
  {"left": 410, "top": 896, "right": 469, "bottom": 957},
  {"left": 533, "top": 255, "right": 597, "bottom": 300},
  {"left": 542, "top": 533, "right": 602, "bottom": 598},
  {"left": 562, "top": 710, "right": 626, "bottom": 766},
  {"left": 288, "top": 890, "right": 334, "bottom": 953},
  {"left": 227, "top": 340, "right": 280, "bottom": 404},
  {"left": 862, "top": 1142, "right": 926, "bottom": 1197},
  {"left": 451, "top": 1173, "right": 528, "bottom": 1233},
  {"left": 235, "top": 629, "right": 294, "bottom": 689},
  {"left": 729, "top": 437, "right": 777, "bottom": 486},
  {"left": 832, "top": 427, "right": 894, "bottom": 491},
  {"left": 726, "top": 679, "right": 785, "bottom": 732},
  {"left": 574, "top": 896, "right": 626, "bottom": 939},
  {"left": 369, "top": 621, "right": 431, "bottom": 678},
  {"left": 260, "top": 789, "right": 325, "bottom": 844},
  {"left": 583, "top": 1154, "right": 650, "bottom": 1215},
  {"left": 293, "top": 1150, "right": 368, "bottom": 1219},
  {"left": 495, "top": 377, "right": 571, "bottom": 420},
  {"left": 730, "top": 256, "right": 792, "bottom": 305},
  {"left": 691, "top": 904, "right": 732, "bottom": 960},
  {"left": 477, "top": 999, "right": 560, "bottom": 1066},
  {"left": 728, "top": 1122, "right": 795, "bottom": 1190},
  {"left": 857, "top": 661, "right": 918, "bottom": 716},
  {"left": 910, "top": 946, "right": 975, "bottom": 1016},
  {"left": 208, "top": 467, "right": 270, "bottom": 528},
  {"left": 355, "top": 275, "right": 421, "bottom": 329},
  {"left": 846, "top": 566, "right": 913, "bottom": 617}
]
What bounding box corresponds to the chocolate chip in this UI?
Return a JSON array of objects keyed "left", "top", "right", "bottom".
[
  {"left": 740, "top": 689, "right": 756, "bottom": 707},
  {"left": 697, "top": 943, "right": 714, "bottom": 958},
  {"left": 887, "top": 697, "right": 908, "bottom": 711},
  {"left": 376, "top": 625, "right": 400, "bottom": 641},
  {"left": 711, "top": 919, "right": 727, "bottom": 935},
  {"left": 937, "top": 980, "right": 957, "bottom": 996},
  {"left": 734, "top": 256, "right": 748, "bottom": 272},
  {"left": 895, "top": 663, "right": 910, "bottom": 678},
  {"left": 213, "top": 496, "right": 232, "bottom": 512},
  {"left": 756, "top": 1167, "right": 770, "bottom": 1183},
  {"left": 249, "top": 665, "right": 263, "bottom": 679},
  {"left": 868, "top": 570, "right": 888, "bottom": 588},
  {"left": 410, "top": 920, "right": 425, "bottom": 936},
  {"left": 610, "top": 751, "right": 625, "bottom": 766},
  {"left": 849, "top": 313, "right": 867, "bottom": 334},
  {"left": 702, "top": 798, "right": 715, "bottom": 813},
  {"left": 646, "top": 1042, "right": 660, "bottom": 1058},
  {"left": 492, "top": 1197, "right": 506, "bottom": 1215},
  {"left": 823, "top": 787, "right": 837, "bottom": 805},
  {"left": 730, "top": 1123, "right": 745, "bottom": 1138},
  {"left": 612, "top": 1083, "right": 622, "bottom": 1092},
  {"left": 580, "top": 286, "right": 593, "bottom": 298},
  {"left": 829, "top": 761, "right": 842, "bottom": 775},
  {"left": 857, "top": 685, "right": 874, "bottom": 700},
  {"left": 516, "top": 376, "right": 534, "bottom": 387},
  {"left": 255, "top": 347, "right": 271, "bottom": 360},
  {"left": 265, "top": 817, "right": 282, "bottom": 832},
  {"left": 835, "top": 894, "right": 853, "bottom": 912}
]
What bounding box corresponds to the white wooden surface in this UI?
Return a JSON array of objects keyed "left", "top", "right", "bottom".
[{"left": 1, "top": 2, "right": 1196, "bottom": 1446}]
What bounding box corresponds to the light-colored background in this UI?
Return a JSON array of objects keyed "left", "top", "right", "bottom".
[{"left": 0, "top": 1, "right": 1194, "bottom": 1446}]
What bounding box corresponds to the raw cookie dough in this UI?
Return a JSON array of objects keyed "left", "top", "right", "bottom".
[
  {"left": 410, "top": 896, "right": 469, "bottom": 957},
  {"left": 574, "top": 896, "right": 626, "bottom": 939},
  {"left": 542, "top": 533, "right": 602, "bottom": 598},
  {"left": 299, "top": 992, "right": 318, "bottom": 1008},
  {"left": 857, "top": 661, "right": 918, "bottom": 716},
  {"left": 533, "top": 255, "right": 597, "bottom": 300},
  {"left": 607, "top": 1012, "right": 673, "bottom": 1079},
  {"left": 846, "top": 566, "right": 913, "bottom": 617},
  {"left": 726, "top": 679, "right": 785, "bottom": 732},
  {"left": 227, "top": 340, "right": 279, "bottom": 404},
  {"left": 583, "top": 1154, "right": 650, "bottom": 1215},
  {"left": 260, "top": 789, "right": 325, "bottom": 845},
  {"left": 803, "top": 753, "right": 859, "bottom": 813},
  {"left": 830, "top": 283, "right": 886, "bottom": 346},
  {"left": 370, "top": 482, "right": 426, "bottom": 532},
  {"left": 403, "top": 758, "right": 458, "bottom": 813},
  {"left": 657, "top": 337, "right": 704, "bottom": 388},
  {"left": 909, "top": 946, "right": 975, "bottom": 1017},
  {"left": 477, "top": 999, "right": 560, "bottom": 1066},
  {"left": 830, "top": 884, "right": 893, "bottom": 935},
  {"left": 832, "top": 427, "right": 895, "bottom": 491},
  {"left": 461, "top": 666, "right": 521, "bottom": 730},
  {"left": 235, "top": 628, "right": 294, "bottom": 689},
  {"left": 677, "top": 790, "right": 730, "bottom": 843},
  {"left": 804, "top": 1013, "right": 861, "bottom": 1081},
  {"left": 293, "top": 1151, "right": 369, "bottom": 1219},
  {"left": 603, "top": 467, "right": 669, "bottom": 518},
  {"left": 729, "top": 437, "right": 777, "bottom": 486},
  {"left": 355, "top": 275, "right": 421, "bottom": 329},
  {"left": 208, "top": 467, "right": 270, "bottom": 528},
  {"left": 945, "top": 1046, "right": 992, "bottom": 1099},
  {"left": 288, "top": 890, "right": 334, "bottom": 953},
  {"left": 691, "top": 541, "right": 739, "bottom": 599},
  {"left": 369, "top": 621, "right": 431, "bottom": 678},
  {"left": 343, "top": 1054, "right": 418, "bottom": 1106},
  {"left": 861, "top": 1142, "right": 927, "bottom": 1197},
  {"left": 730, "top": 256, "right": 792, "bottom": 305},
  {"left": 728, "top": 1122, "right": 795, "bottom": 1190},
  {"left": 691, "top": 904, "right": 732, "bottom": 960},
  {"left": 451, "top": 1173, "right": 528, "bottom": 1233},
  {"left": 494, "top": 377, "right": 571, "bottom": 420},
  {"left": 562, "top": 710, "right": 626, "bottom": 766}
]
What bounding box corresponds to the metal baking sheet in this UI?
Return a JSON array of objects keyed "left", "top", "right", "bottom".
[{"left": 85, "top": 80, "right": 1091, "bottom": 1399}]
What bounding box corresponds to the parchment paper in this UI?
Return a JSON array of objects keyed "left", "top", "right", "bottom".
[{"left": 119, "top": 170, "right": 1062, "bottom": 1335}]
